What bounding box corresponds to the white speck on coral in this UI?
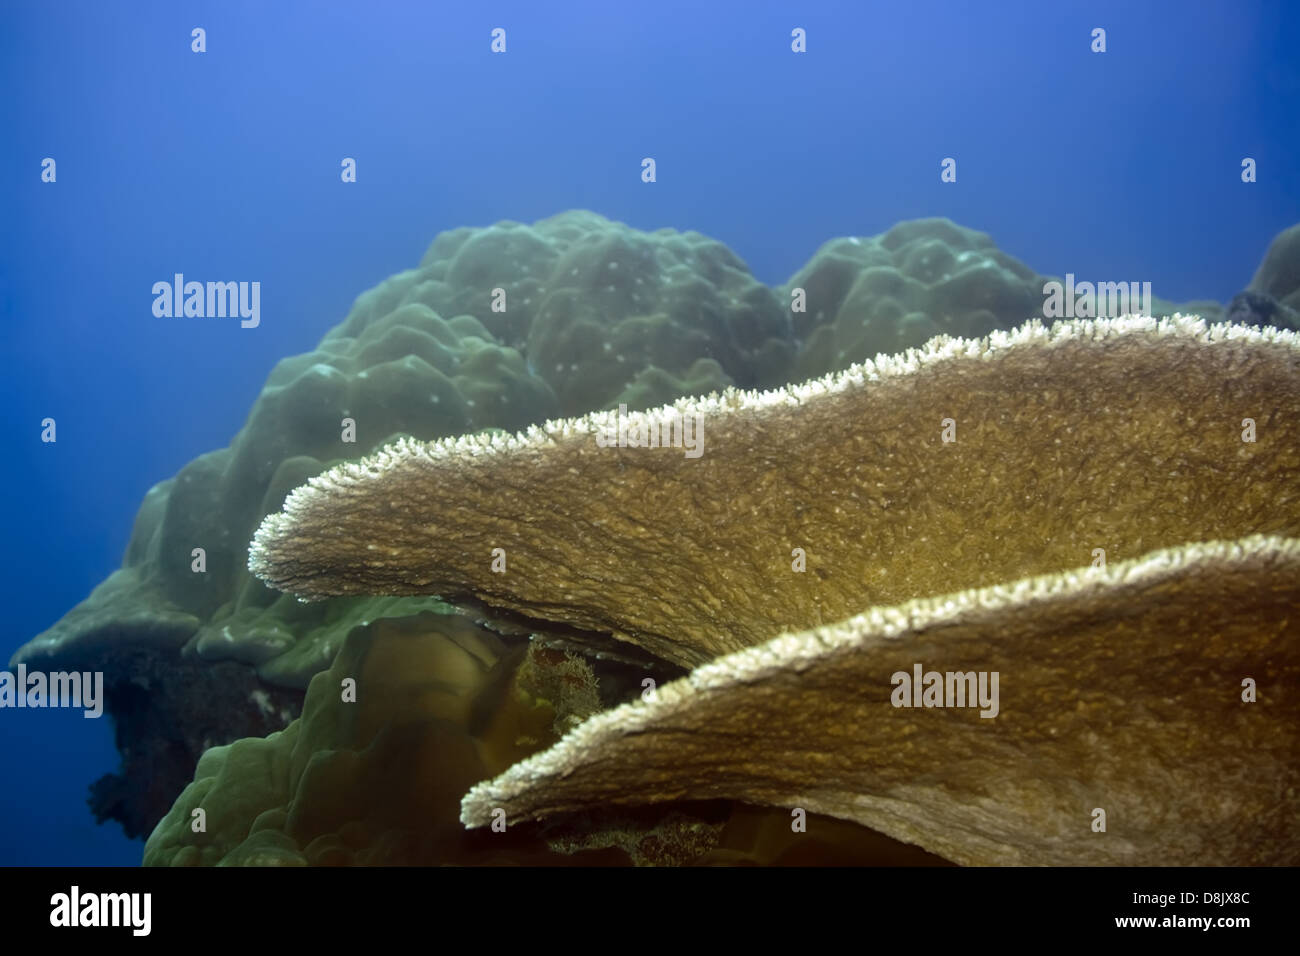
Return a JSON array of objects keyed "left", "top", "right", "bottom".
[{"left": 250, "top": 689, "right": 274, "bottom": 719}]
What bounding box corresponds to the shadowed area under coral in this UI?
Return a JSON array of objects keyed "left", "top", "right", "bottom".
[{"left": 145, "top": 611, "right": 949, "bottom": 866}]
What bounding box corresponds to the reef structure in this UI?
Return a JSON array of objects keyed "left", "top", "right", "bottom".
[
  {"left": 17, "top": 213, "right": 1300, "bottom": 852},
  {"left": 248, "top": 315, "right": 1300, "bottom": 865}
]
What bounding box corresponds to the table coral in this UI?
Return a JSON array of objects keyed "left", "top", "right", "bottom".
[
  {"left": 249, "top": 317, "right": 1300, "bottom": 669},
  {"left": 461, "top": 536, "right": 1300, "bottom": 865}
]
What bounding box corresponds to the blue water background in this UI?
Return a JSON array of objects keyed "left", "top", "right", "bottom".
[{"left": 2, "top": 0, "right": 1297, "bottom": 864}]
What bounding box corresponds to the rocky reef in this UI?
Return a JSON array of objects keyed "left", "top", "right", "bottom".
[{"left": 12, "top": 212, "right": 1300, "bottom": 855}]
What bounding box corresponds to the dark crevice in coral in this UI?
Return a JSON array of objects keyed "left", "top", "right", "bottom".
[
  {"left": 456, "top": 596, "right": 688, "bottom": 679},
  {"left": 78, "top": 644, "right": 303, "bottom": 840}
]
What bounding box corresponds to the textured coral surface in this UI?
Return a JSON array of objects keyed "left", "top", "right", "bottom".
[{"left": 15, "top": 213, "right": 1299, "bottom": 848}]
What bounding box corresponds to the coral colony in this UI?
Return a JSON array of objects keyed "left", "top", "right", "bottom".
[{"left": 18, "top": 214, "right": 1300, "bottom": 865}]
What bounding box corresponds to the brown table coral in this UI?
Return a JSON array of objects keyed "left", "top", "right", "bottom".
[{"left": 247, "top": 315, "right": 1300, "bottom": 865}]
